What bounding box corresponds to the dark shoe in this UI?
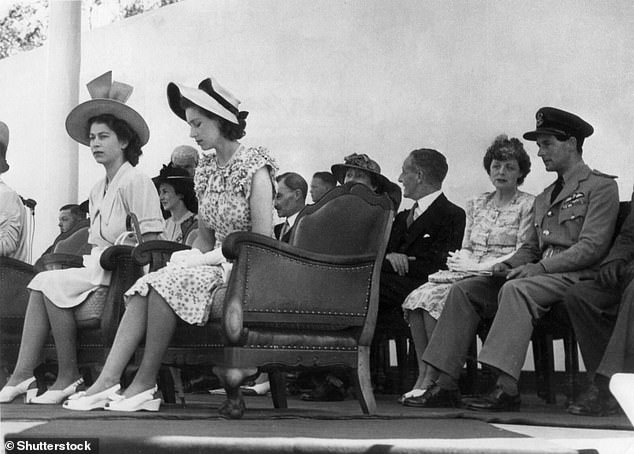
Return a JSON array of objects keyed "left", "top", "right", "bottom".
[
  {"left": 403, "top": 383, "right": 461, "bottom": 408},
  {"left": 463, "top": 386, "right": 520, "bottom": 412},
  {"left": 567, "top": 385, "right": 621, "bottom": 416},
  {"left": 218, "top": 396, "right": 246, "bottom": 419},
  {"left": 300, "top": 378, "right": 346, "bottom": 402}
]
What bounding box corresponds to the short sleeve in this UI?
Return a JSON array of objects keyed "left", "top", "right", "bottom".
[
  {"left": 121, "top": 170, "right": 164, "bottom": 235},
  {"left": 240, "top": 147, "right": 278, "bottom": 200},
  {"left": 0, "top": 189, "right": 24, "bottom": 256}
]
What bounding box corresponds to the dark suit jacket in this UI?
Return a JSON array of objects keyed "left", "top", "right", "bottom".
[
  {"left": 274, "top": 222, "right": 293, "bottom": 243},
  {"left": 379, "top": 193, "right": 465, "bottom": 311},
  {"left": 602, "top": 192, "right": 634, "bottom": 266}
]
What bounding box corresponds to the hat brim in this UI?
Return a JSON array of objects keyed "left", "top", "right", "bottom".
[
  {"left": 152, "top": 175, "right": 194, "bottom": 186},
  {"left": 167, "top": 82, "right": 239, "bottom": 125},
  {"left": 330, "top": 163, "right": 391, "bottom": 191},
  {"left": 523, "top": 127, "right": 571, "bottom": 141},
  {"left": 65, "top": 99, "right": 149, "bottom": 146}
]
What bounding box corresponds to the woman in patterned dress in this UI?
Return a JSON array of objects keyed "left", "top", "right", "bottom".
[
  {"left": 398, "top": 135, "right": 535, "bottom": 404},
  {"left": 0, "top": 72, "right": 164, "bottom": 405},
  {"left": 154, "top": 164, "right": 199, "bottom": 245},
  {"left": 65, "top": 76, "right": 277, "bottom": 417}
]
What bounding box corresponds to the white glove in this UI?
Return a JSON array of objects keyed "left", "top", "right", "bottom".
[{"left": 168, "top": 248, "right": 226, "bottom": 268}]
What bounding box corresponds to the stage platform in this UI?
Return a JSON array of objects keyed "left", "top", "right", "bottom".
[{"left": 2, "top": 391, "right": 633, "bottom": 454}]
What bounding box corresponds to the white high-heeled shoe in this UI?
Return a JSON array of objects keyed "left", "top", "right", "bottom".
[
  {"left": 27, "top": 378, "right": 84, "bottom": 405},
  {"left": 0, "top": 377, "right": 36, "bottom": 403},
  {"left": 63, "top": 384, "right": 122, "bottom": 411},
  {"left": 105, "top": 386, "right": 161, "bottom": 412}
]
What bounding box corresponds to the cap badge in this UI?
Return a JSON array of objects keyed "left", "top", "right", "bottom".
[{"left": 536, "top": 111, "right": 544, "bottom": 127}]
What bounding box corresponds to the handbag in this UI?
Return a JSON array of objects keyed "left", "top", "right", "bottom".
[{"left": 74, "top": 286, "right": 109, "bottom": 323}]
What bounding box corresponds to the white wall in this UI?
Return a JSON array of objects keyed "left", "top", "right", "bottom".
[{"left": 1, "top": 0, "right": 633, "bottom": 261}]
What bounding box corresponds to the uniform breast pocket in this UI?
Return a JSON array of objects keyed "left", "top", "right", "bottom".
[{"left": 558, "top": 203, "right": 587, "bottom": 238}]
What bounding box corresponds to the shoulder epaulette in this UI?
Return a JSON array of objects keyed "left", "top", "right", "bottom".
[{"left": 591, "top": 169, "right": 618, "bottom": 179}]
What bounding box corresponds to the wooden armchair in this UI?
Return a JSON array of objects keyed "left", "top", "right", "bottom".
[
  {"left": 134, "top": 183, "right": 394, "bottom": 417},
  {"left": 0, "top": 246, "right": 142, "bottom": 384}
]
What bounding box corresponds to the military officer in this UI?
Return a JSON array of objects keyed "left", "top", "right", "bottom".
[{"left": 412, "top": 107, "right": 620, "bottom": 410}]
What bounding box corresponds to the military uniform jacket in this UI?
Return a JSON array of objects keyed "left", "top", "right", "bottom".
[
  {"left": 602, "top": 191, "right": 634, "bottom": 265},
  {"left": 506, "top": 162, "right": 619, "bottom": 274}
]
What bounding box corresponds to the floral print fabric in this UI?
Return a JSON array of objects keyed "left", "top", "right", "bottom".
[
  {"left": 402, "top": 190, "right": 535, "bottom": 320},
  {"left": 125, "top": 145, "right": 278, "bottom": 325}
]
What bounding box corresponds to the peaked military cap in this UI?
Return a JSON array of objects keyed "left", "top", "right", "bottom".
[{"left": 523, "top": 107, "right": 594, "bottom": 141}]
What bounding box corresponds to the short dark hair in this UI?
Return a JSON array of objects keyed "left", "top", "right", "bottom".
[
  {"left": 59, "top": 204, "right": 86, "bottom": 219},
  {"left": 277, "top": 172, "right": 308, "bottom": 201},
  {"left": 409, "top": 148, "right": 448, "bottom": 188},
  {"left": 312, "top": 171, "right": 337, "bottom": 188},
  {"left": 88, "top": 114, "right": 143, "bottom": 166},
  {"left": 483, "top": 135, "right": 531, "bottom": 185},
  {"left": 180, "top": 98, "right": 246, "bottom": 141}
]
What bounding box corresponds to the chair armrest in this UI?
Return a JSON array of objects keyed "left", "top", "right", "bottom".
[
  {"left": 0, "top": 256, "right": 34, "bottom": 274},
  {"left": 132, "top": 240, "right": 190, "bottom": 269},
  {"left": 34, "top": 253, "right": 84, "bottom": 272},
  {"left": 223, "top": 232, "right": 375, "bottom": 265},
  {"left": 222, "top": 232, "right": 376, "bottom": 344},
  {"left": 100, "top": 245, "right": 135, "bottom": 271}
]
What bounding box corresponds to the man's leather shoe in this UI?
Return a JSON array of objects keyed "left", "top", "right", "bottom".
[
  {"left": 403, "top": 383, "right": 461, "bottom": 408},
  {"left": 463, "top": 386, "right": 520, "bottom": 412},
  {"left": 567, "top": 385, "right": 621, "bottom": 416}
]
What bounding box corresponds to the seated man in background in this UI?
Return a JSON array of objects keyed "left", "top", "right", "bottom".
[
  {"left": 421, "top": 107, "right": 619, "bottom": 410},
  {"left": 41, "top": 204, "right": 90, "bottom": 256},
  {"left": 274, "top": 172, "right": 307, "bottom": 242},
  {"left": 0, "top": 121, "right": 29, "bottom": 262},
  {"left": 379, "top": 148, "right": 465, "bottom": 328},
  {"left": 563, "top": 193, "right": 634, "bottom": 416},
  {"left": 309, "top": 171, "right": 337, "bottom": 203},
  {"left": 170, "top": 145, "right": 199, "bottom": 177}
]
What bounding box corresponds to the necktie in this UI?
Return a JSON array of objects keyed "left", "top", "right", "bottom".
[
  {"left": 550, "top": 177, "right": 564, "bottom": 204},
  {"left": 406, "top": 202, "right": 419, "bottom": 229},
  {"left": 279, "top": 220, "right": 290, "bottom": 239}
]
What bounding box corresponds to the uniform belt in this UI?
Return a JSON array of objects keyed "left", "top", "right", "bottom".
[{"left": 542, "top": 245, "right": 566, "bottom": 259}]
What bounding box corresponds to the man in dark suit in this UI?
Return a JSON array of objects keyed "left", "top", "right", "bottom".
[
  {"left": 563, "top": 194, "right": 634, "bottom": 416},
  {"left": 274, "top": 172, "right": 307, "bottom": 242},
  {"left": 378, "top": 148, "right": 465, "bottom": 321}
]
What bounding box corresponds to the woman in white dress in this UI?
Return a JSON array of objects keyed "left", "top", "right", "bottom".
[
  {"left": 399, "top": 135, "right": 535, "bottom": 404},
  {"left": 0, "top": 72, "right": 163, "bottom": 404},
  {"left": 64, "top": 76, "right": 277, "bottom": 418},
  {"left": 154, "top": 164, "right": 198, "bottom": 245}
]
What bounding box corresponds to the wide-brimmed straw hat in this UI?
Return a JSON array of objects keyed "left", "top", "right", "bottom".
[
  {"left": 0, "top": 121, "right": 9, "bottom": 173},
  {"left": 65, "top": 71, "right": 150, "bottom": 146},
  {"left": 167, "top": 77, "right": 246, "bottom": 125}
]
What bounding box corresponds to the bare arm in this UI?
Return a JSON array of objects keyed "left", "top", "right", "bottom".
[{"left": 249, "top": 166, "right": 274, "bottom": 237}]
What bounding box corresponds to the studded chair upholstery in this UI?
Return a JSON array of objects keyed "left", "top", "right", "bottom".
[{"left": 133, "top": 183, "right": 394, "bottom": 416}]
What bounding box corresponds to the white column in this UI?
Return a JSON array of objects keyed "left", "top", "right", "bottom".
[{"left": 41, "top": 0, "right": 81, "bottom": 255}]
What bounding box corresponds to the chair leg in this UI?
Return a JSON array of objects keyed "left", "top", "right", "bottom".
[
  {"left": 563, "top": 332, "right": 579, "bottom": 406},
  {"left": 395, "top": 335, "right": 408, "bottom": 393},
  {"left": 353, "top": 346, "right": 377, "bottom": 415},
  {"left": 169, "top": 366, "right": 186, "bottom": 406},
  {"left": 269, "top": 369, "right": 288, "bottom": 409},
  {"left": 543, "top": 334, "right": 556, "bottom": 404},
  {"left": 157, "top": 366, "right": 176, "bottom": 404},
  {"left": 532, "top": 335, "right": 547, "bottom": 402},
  {"left": 465, "top": 338, "right": 478, "bottom": 395}
]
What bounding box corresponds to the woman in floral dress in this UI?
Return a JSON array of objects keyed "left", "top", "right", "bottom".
[
  {"left": 65, "top": 76, "right": 277, "bottom": 416},
  {"left": 398, "top": 135, "right": 534, "bottom": 404}
]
